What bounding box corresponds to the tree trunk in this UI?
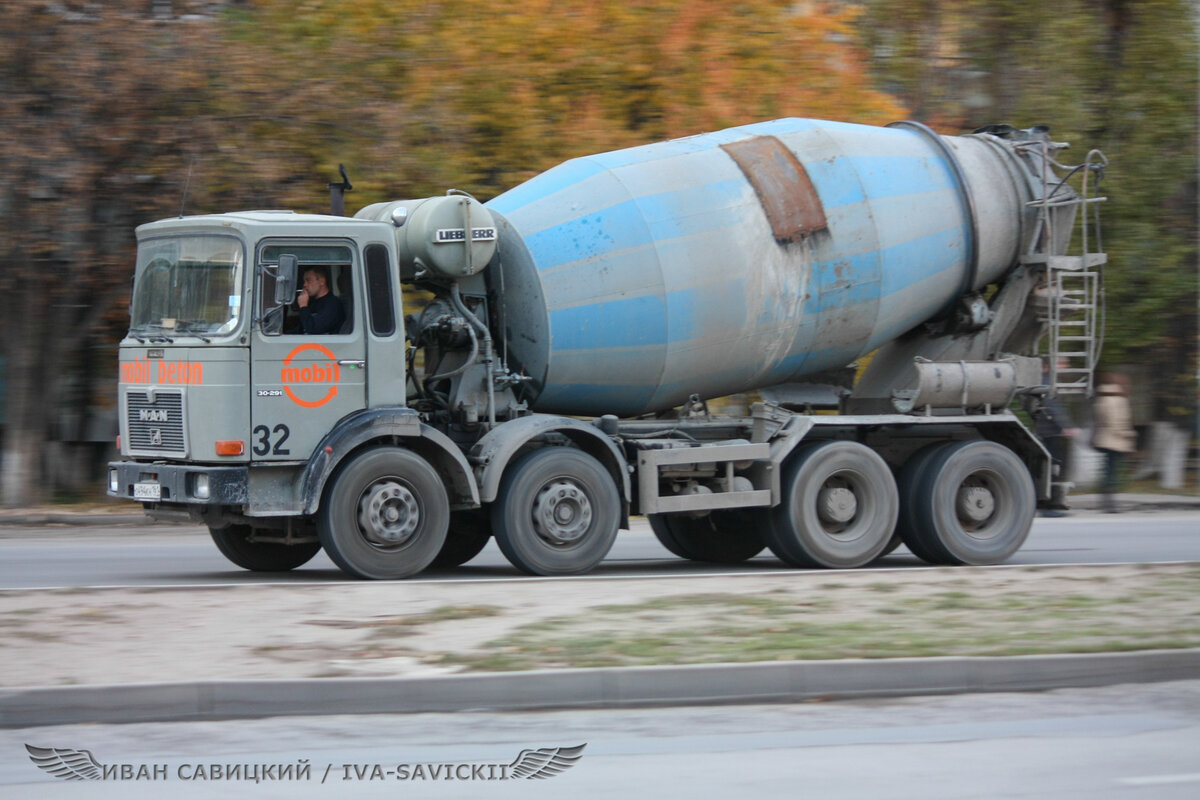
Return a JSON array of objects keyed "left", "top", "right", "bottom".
[
  {"left": 0, "top": 283, "right": 47, "bottom": 507},
  {"left": 0, "top": 428, "right": 43, "bottom": 508}
]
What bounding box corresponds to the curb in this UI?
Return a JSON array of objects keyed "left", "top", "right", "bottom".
[
  {"left": 2, "top": 648, "right": 1198, "bottom": 728},
  {"left": 0, "top": 513, "right": 157, "bottom": 528},
  {"left": 1067, "top": 493, "right": 1200, "bottom": 513}
]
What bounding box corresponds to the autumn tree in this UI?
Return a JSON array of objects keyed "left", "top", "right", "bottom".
[
  {"left": 0, "top": 1, "right": 230, "bottom": 505},
  {"left": 229, "top": 0, "right": 909, "bottom": 203},
  {"left": 859, "top": 0, "right": 1199, "bottom": 426}
]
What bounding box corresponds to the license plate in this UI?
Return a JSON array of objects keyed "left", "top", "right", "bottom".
[{"left": 133, "top": 482, "right": 161, "bottom": 501}]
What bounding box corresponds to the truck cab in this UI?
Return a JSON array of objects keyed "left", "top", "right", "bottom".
[{"left": 112, "top": 211, "right": 405, "bottom": 508}]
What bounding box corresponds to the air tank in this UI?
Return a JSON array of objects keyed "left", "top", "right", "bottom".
[{"left": 483, "top": 118, "right": 1044, "bottom": 417}]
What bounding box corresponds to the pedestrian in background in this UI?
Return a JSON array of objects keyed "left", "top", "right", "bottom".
[
  {"left": 1091, "top": 373, "right": 1137, "bottom": 513},
  {"left": 1035, "top": 363, "right": 1079, "bottom": 517}
]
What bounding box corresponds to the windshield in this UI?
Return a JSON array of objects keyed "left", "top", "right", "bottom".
[{"left": 130, "top": 235, "right": 245, "bottom": 339}]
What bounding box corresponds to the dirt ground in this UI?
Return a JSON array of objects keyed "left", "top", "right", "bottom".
[{"left": 0, "top": 563, "right": 1197, "bottom": 687}]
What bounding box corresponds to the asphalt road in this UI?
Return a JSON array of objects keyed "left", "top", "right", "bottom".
[
  {"left": 3, "top": 681, "right": 1199, "bottom": 798},
  {"left": 0, "top": 512, "right": 1197, "bottom": 589}
]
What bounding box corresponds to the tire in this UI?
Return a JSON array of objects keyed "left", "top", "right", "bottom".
[
  {"left": 209, "top": 525, "right": 321, "bottom": 572},
  {"left": 894, "top": 444, "right": 952, "bottom": 564},
  {"left": 910, "top": 440, "right": 1035, "bottom": 565},
  {"left": 647, "top": 514, "right": 691, "bottom": 559},
  {"left": 648, "top": 510, "right": 766, "bottom": 563},
  {"left": 877, "top": 533, "right": 904, "bottom": 559},
  {"left": 764, "top": 440, "right": 899, "bottom": 569},
  {"left": 492, "top": 448, "right": 620, "bottom": 576},
  {"left": 317, "top": 447, "right": 450, "bottom": 579},
  {"left": 430, "top": 510, "right": 492, "bottom": 568}
]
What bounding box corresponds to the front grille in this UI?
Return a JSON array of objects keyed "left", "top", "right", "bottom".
[{"left": 126, "top": 389, "right": 187, "bottom": 456}]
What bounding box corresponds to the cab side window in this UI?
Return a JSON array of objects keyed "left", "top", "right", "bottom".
[
  {"left": 258, "top": 243, "right": 354, "bottom": 336},
  {"left": 364, "top": 243, "right": 396, "bottom": 337}
]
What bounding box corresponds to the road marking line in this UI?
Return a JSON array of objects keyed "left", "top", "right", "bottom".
[
  {"left": 1118, "top": 773, "right": 1200, "bottom": 786},
  {"left": 5, "top": 560, "right": 1200, "bottom": 592}
]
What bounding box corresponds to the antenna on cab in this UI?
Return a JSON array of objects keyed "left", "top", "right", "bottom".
[
  {"left": 329, "top": 164, "right": 353, "bottom": 216},
  {"left": 179, "top": 156, "right": 195, "bottom": 218}
]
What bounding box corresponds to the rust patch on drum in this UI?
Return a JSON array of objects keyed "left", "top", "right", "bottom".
[{"left": 722, "top": 135, "right": 828, "bottom": 242}]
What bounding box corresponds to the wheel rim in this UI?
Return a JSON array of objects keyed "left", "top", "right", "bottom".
[
  {"left": 358, "top": 478, "right": 421, "bottom": 548},
  {"left": 817, "top": 478, "right": 858, "bottom": 531},
  {"left": 531, "top": 478, "right": 593, "bottom": 546},
  {"left": 954, "top": 470, "right": 1008, "bottom": 539},
  {"left": 814, "top": 474, "right": 865, "bottom": 538}
]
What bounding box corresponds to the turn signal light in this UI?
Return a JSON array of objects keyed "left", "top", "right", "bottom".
[{"left": 215, "top": 440, "right": 245, "bottom": 456}]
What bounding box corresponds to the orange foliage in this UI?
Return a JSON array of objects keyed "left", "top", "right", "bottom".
[{"left": 239, "top": 0, "right": 909, "bottom": 202}]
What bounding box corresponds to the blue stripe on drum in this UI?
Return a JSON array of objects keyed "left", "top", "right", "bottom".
[
  {"left": 547, "top": 293, "right": 669, "bottom": 350},
  {"left": 487, "top": 157, "right": 610, "bottom": 216},
  {"left": 543, "top": 225, "right": 964, "bottom": 351}
]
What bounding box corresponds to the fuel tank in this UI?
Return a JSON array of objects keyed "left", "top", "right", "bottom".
[{"left": 485, "top": 118, "right": 1044, "bottom": 417}]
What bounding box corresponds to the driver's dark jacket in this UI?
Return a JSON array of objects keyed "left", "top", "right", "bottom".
[{"left": 298, "top": 292, "right": 345, "bottom": 335}]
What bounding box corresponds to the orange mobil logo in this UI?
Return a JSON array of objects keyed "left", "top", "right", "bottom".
[{"left": 281, "top": 343, "right": 341, "bottom": 408}]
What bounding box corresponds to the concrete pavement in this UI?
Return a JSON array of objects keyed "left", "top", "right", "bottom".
[
  {"left": 0, "top": 496, "right": 1197, "bottom": 728},
  {"left": 3, "top": 649, "right": 1200, "bottom": 728}
]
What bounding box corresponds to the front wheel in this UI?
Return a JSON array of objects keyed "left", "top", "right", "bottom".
[
  {"left": 318, "top": 447, "right": 450, "bottom": 579},
  {"left": 209, "top": 525, "right": 320, "bottom": 572},
  {"left": 492, "top": 448, "right": 620, "bottom": 576}
]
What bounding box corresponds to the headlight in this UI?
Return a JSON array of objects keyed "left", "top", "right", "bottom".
[
  {"left": 194, "top": 474, "right": 210, "bottom": 500},
  {"left": 109, "top": 469, "right": 119, "bottom": 493}
]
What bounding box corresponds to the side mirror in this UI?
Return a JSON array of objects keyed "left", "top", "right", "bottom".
[{"left": 274, "top": 254, "right": 298, "bottom": 305}]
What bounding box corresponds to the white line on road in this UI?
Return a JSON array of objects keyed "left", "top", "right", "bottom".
[
  {"left": 1117, "top": 773, "right": 1200, "bottom": 786},
  {"left": 3, "top": 560, "right": 1199, "bottom": 593}
]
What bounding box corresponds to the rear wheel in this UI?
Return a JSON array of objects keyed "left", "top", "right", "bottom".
[
  {"left": 764, "top": 441, "right": 899, "bottom": 569},
  {"left": 318, "top": 447, "right": 449, "bottom": 579},
  {"left": 648, "top": 511, "right": 766, "bottom": 563},
  {"left": 430, "top": 510, "right": 492, "bottom": 568},
  {"left": 209, "top": 525, "right": 320, "bottom": 572},
  {"left": 492, "top": 448, "right": 620, "bottom": 576},
  {"left": 894, "top": 445, "right": 949, "bottom": 564},
  {"left": 877, "top": 533, "right": 904, "bottom": 559},
  {"left": 910, "top": 441, "right": 1035, "bottom": 565}
]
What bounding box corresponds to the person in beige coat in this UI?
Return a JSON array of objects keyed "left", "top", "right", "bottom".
[{"left": 1092, "top": 374, "right": 1137, "bottom": 513}]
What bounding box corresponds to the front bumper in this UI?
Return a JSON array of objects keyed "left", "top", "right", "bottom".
[{"left": 107, "top": 462, "right": 249, "bottom": 506}]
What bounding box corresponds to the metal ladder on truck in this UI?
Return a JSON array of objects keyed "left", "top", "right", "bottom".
[{"left": 1019, "top": 144, "right": 1108, "bottom": 399}]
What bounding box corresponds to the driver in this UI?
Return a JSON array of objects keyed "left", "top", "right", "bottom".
[{"left": 297, "top": 265, "right": 346, "bottom": 335}]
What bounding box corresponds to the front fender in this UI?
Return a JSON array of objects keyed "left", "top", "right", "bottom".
[{"left": 300, "top": 408, "right": 479, "bottom": 514}]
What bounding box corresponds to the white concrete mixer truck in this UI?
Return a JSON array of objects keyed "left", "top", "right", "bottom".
[{"left": 107, "top": 118, "right": 1107, "bottom": 578}]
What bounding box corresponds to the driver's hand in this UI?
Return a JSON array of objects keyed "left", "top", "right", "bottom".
[{"left": 297, "top": 289, "right": 310, "bottom": 308}]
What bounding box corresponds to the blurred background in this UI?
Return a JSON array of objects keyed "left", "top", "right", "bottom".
[{"left": 0, "top": 0, "right": 1196, "bottom": 507}]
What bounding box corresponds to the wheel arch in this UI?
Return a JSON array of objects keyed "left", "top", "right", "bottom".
[
  {"left": 471, "top": 414, "right": 631, "bottom": 524},
  {"left": 300, "top": 409, "right": 479, "bottom": 515}
]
